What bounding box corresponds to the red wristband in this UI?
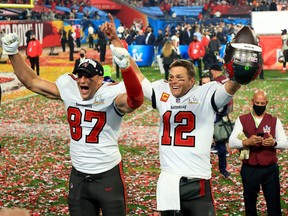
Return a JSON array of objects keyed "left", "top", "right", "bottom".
[{"left": 121, "top": 66, "right": 143, "bottom": 109}]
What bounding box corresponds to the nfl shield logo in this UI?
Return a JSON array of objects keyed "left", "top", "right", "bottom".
[{"left": 176, "top": 98, "right": 180, "bottom": 103}]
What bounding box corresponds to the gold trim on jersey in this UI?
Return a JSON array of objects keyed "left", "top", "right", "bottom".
[{"left": 188, "top": 96, "right": 200, "bottom": 104}]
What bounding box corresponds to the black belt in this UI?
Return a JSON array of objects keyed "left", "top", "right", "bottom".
[
  {"left": 243, "top": 163, "right": 277, "bottom": 168},
  {"left": 181, "top": 177, "right": 203, "bottom": 182},
  {"left": 72, "top": 165, "right": 118, "bottom": 182}
]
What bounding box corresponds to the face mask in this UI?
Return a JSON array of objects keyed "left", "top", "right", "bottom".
[
  {"left": 253, "top": 104, "right": 266, "bottom": 116},
  {"left": 80, "top": 53, "right": 85, "bottom": 58}
]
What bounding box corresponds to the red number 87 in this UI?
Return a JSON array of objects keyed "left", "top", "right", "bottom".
[{"left": 67, "top": 107, "right": 106, "bottom": 143}]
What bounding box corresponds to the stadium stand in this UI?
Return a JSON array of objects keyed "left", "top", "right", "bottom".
[
  {"left": 172, "top": 6, "right": 204, "bottom": 18},
  {"left": 0, "top": 8, "right": 20, "bottom": 20},
  {"left": 32, "top": 5, "right": 64, "bottom": 15},
  {"left": 53, "top": 5, "right": 107, "bottom": 20},
  {"left": 74, "top": 6, "right": 107, "bottom": 19},
  {"left": 137, "top": 6, "right": 204, "bottom": 19},
  {"left": 210, "top": 5, "right": 254, "bottom": 18}
]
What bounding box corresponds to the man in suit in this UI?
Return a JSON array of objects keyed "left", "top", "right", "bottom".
[
  {"left": 145, "top": 26, "right": 156, "bottom": 46},
  {"left": 95, "top": 26, "right": 107, "bottom": 62},
  {"left": 181, "top": 24, "right": 193, "bottom": 45},
  {"left": 135, "top": 30, "right": 146, "bottom": 45},
  {"left": 59, "top": 27, "right": 67, "bottom": 52}
]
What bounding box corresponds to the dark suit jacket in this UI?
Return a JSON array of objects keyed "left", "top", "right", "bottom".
[
  {"left": 181, "top": 30, "right": 193, "bottom": 45},
  {"left": 135, "top": 35, "right": 146, "bottom": 45},
  {"left": 156, "top": 34, "right": 165, "bottom": 47},
  {"left": 146, "top": 33, "right": 156, "bottom": 46}
]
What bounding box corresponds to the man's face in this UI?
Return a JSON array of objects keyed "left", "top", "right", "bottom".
[
  {"left": 79, "top": 50, "right": 86, "bottom": 58},
  {"left": 252, "top": 94, "right": 267, "bottom": 107},
  {"left": 201, "top": 77, "right": 211, "bottom": 85},
  {"left": 76, "top": 74, "right": 103, "bottom": 100},
  {"left": 168, "top": 66, "right": 195, "bottom": 98}
]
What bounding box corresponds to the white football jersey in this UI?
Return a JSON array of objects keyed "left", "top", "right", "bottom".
[
  {"left": 144, "top": 79, "right": 224, "bottom": 179},
  {"left": 56, "top": 74, "right": 126, "bottom": 174}
]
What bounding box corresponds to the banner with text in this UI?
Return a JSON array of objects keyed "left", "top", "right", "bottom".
[{"left": 0, "top": 20, "right": 63, "bottom": 49}]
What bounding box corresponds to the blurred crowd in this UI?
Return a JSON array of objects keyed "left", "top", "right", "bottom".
[
  {"left": 2, "top": 0, "right": 288, "bottom": 22},
  {"left": 4, "top": 0, "right": 287, "bottom": 10},
  {"left": 117, "top": 20, "right": 245, "bottom": 70}
]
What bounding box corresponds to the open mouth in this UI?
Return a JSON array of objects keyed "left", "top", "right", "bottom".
[
  {"left": 80, "top": 86, "right": 89, "bottom": 95},
  {"left": 172, "top": 86, "right": 180, "bottom": 89},
  {"left": 80, "top": 86, "right": 89, "bottom": 90}
]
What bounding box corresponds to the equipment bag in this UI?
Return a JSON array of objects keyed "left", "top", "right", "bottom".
[{"left": 214, "top": 116, "right": 234, "bottom": 142}]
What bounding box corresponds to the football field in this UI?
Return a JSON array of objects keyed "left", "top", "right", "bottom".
[{"left": 1, "top": 49, "right": 288, "bottom": 215}]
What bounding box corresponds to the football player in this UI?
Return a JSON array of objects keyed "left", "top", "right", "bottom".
[
  {"left": 103, "top": 15, "right": 262, "bottom": 216},
  {"left": 1, "top": 30, "right": 143, "bottom": 215}
]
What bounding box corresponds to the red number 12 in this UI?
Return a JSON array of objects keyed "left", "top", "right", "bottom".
[{"left": 161, "top": 111, "right": 195, "bottom": 147}]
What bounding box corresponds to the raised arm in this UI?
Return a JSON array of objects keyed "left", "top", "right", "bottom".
[
  {"left": 101, "top": 13, "right": 146, "bottom": 83},
  {"left": 2, "top": 34, "right": 60, "bottom": 100},
  {"left": 99, "top": 17, "right": 143, "bottom": 113},
  {"left": 224, "top": 80, "right": 241, "bottom": 95}
]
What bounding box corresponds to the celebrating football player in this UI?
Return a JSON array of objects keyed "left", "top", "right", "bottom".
[
  {"left": 103, "top": 14, "right": 263, "bottom": 216},
  {"left": 1, "top": 28, "right": 143, "bottom": 215}
]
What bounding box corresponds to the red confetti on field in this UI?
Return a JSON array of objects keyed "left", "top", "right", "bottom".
[{"left": 0, "top": 50, "right": 288, "bottom": 215}]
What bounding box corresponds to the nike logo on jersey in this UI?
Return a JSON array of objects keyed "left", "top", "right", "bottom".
[{"left": 105, "top": 187, "right": 113, "bottom": 191}]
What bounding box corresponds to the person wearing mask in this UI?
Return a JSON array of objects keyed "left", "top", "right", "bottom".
[
  {"left": 188, "top": 34, "right": 205, "bottom": 85},
  {"left": 26, "top": 34, "right": 42, "bottom": 76},
  {"left": 229, "top": 90, "right": 288, "bottom": 216},
  {"left": 74, "top": 48, "right": 87, "bottom": 68}
]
